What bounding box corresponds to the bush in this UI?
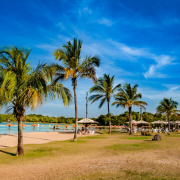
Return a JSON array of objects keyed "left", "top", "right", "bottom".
[{"left": 0, "top": 114, "right": 4, "bottom": 122}]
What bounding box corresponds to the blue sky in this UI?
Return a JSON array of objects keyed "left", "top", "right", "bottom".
[{"left": 0, "top": 0, "right": 180, "bottom": 118}]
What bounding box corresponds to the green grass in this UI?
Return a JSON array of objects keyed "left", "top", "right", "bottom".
[
  {"left": 165, "top": 135, "right": 180, "bottom": 137},
  {"left": 107, "top": 142, "right": 158, "bottom": 151},
  {"left": 1, "top": 132, "right": 180, "bottom": 179},
  {"left": 125, "top": 136, "right": 150, "bottom": 140}
]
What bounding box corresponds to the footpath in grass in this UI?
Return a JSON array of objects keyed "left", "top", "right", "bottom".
[{"left": 0, "top": 131, "right": 180, "bottom": 179}]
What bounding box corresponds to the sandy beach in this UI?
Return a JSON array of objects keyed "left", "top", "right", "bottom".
[{"left": 0, "top": 132, "right": 95, "bottom": 148}]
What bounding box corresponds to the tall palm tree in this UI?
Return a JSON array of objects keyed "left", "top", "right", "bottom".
[
  {"left": 53, "top": 38, "right": 100, "bottom": 141},
  {"left": 89, "top": 74, "right": 121, "bottom": 134},
  {"left": 156, "top": 98, "right": 179, "bottom": 132},
  {"left": 0, "top": 46, "right": 72, "bottom": 156},
  {"left": 112, "top": 83, "right": 147, "bottom": 135}
]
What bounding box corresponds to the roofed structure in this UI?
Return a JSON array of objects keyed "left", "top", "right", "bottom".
[{"left": 78, "top": 118, "right": 99, "bottom": 124}]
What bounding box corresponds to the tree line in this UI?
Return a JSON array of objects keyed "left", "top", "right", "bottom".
[{"left": 1, "top": 111, "right": 179, "bottom": 125}]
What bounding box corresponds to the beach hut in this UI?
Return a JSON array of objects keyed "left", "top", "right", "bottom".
[{"left": 78, "top": 118, "right": 99, "bottom": 132}]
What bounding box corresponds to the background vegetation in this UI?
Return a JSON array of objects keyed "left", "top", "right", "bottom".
[{"left": 0, "top": 111, "right": 180, "bottom": 125}]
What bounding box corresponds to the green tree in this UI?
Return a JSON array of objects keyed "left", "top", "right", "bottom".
[
  {"left": 156, "top": 98, "right": 179, "bottom": 131},
  {"left": 89, "top": 74, "right": 121, "bottom": 133},
  {"left": 0, "top": 46, "right": 72, "bottom": 156},
  {"left": 53, "top": 38, "right": 100, "bottom": 141},
  {"left": 0, "top": 114, "right": 4, "bottom": 122},
  {"left": 112, "top": 83, "right": 147, "bottom": 135}
]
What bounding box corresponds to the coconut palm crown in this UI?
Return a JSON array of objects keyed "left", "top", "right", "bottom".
[
  {"left": 112, "top": 83, "right": 147, "bottom": 135},
  {"left": 156, "top": 98, "right": 179, "bottom": 131},
  {"left": 0, "top": 46, "right": 72, "bottom": 156},
  {"left": 89, "top": 74, "right": 121, "bottom": 133},
  {"left": 53, "top": 38, "right": 100, "bottom": 141}
]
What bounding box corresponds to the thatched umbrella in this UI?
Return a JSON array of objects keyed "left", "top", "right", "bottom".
[
  {"left": 78, "top": 118, "right": 99, "bottom": 132},
  {"left": 152, "top": 120, "right": 166, "bottom": 125},
  {"left": 136, "top": 120, "right": 148, "bottom": 125},
  {"left": 126, "top": 120, "right": 137, "bottom": 124},
  {"left": 175, "top": 121, "right": 180, "bottom": 131},
  {"left": 6, "top": 123, "right": 14, "bottom": 129}
]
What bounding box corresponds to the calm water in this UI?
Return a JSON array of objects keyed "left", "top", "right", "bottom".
[{"left": 0, "top": 122, "right": 80, "bottom": 134}]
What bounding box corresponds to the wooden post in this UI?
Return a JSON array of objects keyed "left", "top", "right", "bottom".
[{"left": 86, "top": 92, "right": 88, "bottom": 118}]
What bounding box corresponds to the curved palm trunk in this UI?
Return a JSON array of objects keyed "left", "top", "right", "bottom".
[
  {"left": 108, "top": 101, "right": 111, "bottom": 134},
  {"left": 129, "top": 107, "right": 132, "bottom": 135},
  {"left": 14, "top": 105, "right": 25, "bottom": 156},
  {"left": 73, "top": 84, "right": 78, "bottom": 141}
]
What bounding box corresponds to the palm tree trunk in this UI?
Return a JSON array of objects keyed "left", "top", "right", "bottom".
[
  {"left": 108, "top": 101, "right": 111, "bottom": 134},
  {"left": 129, "top": 107, "right": 132, "bottom": 135},
  {"left": 17, "top": 119, "right": 23, "bottom": 156},
  {"left": 73, "top": 84, "right": 78, "bottom": 141},
  {"left": 168, "top": 114, "right": 170, "bottom": 132},
  {"left": 14, "top": 105, "right": 25, "bottom": 156}
]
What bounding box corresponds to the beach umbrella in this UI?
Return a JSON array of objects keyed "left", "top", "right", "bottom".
[
  {"left": 6, "top": 123, "right": 14, "bottom": 129},
  {"left": 80, "top": 125, "right": 85, "bottom": 127},
  {"left": 64, "top": 124, "right": 69, "bottom": 128},
  {"left": 31, "top": 124, "right": 38, "bottom": 128},
  {"left": 55, "top": 124, "right": 60, "bottom": 127},
  {"left": 72, "top": 124, "right": 76, "bottom": 127},
  {"left": 22, "top": 124, "right": 26, "bottom": 128}
]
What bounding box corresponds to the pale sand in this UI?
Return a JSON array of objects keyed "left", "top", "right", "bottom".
[{"left": 0, "top": 131, "right": 95, "bottom": 148}]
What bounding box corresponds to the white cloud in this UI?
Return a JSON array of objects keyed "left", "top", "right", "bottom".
[
  {"left": 110, "top": 41, "right": 176, "bottom": 78},
  {"left": 139, "top": 85, "right": 180, "bottom": 101},
  {"left": 98, "top": 18, "right": 113, "bottom": 26}
]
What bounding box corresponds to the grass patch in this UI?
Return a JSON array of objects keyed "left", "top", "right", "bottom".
[
  {"left": 83, "top": 136, "right": 107, "bottom": 139},
  {"left": 125, "top": 136, "right": 150, "bottom": 140},
  {"left": 108, "top": 142, "right": 158, "bottom": 151},
  {"left": 165, "top": 135, "right": 180, "bottom": 137}
]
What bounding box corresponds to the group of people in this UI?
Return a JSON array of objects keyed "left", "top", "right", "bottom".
[
  {"left": 78, "top": 127, "right": 95, "bottom": 135},
  {"left": 132, "top": 127, "right": 176, "bottom": 133}
]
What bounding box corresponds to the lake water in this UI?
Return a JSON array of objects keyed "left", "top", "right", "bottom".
[{"left": 0, "top": 122, "right": 87, "bottom": 134}]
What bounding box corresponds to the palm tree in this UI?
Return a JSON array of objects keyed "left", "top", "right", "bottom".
[
  {"left": 112, "top": 83, "right": 147, "bottom": 135},
  {"left": 89, "top": 74, "right": 121, "bottom": 134},
  {"left": 156, "top": 98, "right": 179, "bottom": 132},
  {"left": 0, "top": 46, "right": 72, "bottom": 156},
  {"left": 53, "top": 38, "right": 100, "bottom": 141}
]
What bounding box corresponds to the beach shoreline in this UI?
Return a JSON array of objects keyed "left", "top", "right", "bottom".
[{"left": 0, "top": 131, "right": 97, "bottom": 149}]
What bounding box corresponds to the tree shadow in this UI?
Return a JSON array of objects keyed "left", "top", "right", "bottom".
[{"left": 0, "top": 149, "right": 16, "bottom": 156}]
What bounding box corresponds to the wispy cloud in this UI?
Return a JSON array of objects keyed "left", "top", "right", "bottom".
[
  {"left": 139, "top": 85, "right": 180, "bottom": 100},
  {"left": 110, "top": 41, "right": 176, "bottom": 78},
  {"left": 97, "top": 18, "right": 113, "bottom": 26}
]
